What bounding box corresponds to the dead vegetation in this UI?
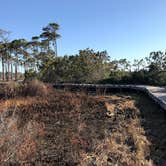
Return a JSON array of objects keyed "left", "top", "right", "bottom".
[
  {"left": 0, "top": 80, "right": 48, "bottom": 99},
  {"left": 0, "top": 83, "right": 165, "bottom": 165}
]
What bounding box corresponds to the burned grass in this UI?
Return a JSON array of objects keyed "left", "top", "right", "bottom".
[{"left": 0, "top": 87, "right": 165, "bottom": 165}]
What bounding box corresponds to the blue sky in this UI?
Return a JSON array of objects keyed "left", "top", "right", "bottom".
[{"left": 0, "top": 0, "right": 166, "bottom": 60}]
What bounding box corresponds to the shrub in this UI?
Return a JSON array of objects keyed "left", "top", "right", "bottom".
[
  {"left": 3, "top": 80, "right": 48, "bottom": 98},
  {"left": 4, "top": 81, "right": 20, "bottom": 98},
  {"left": 20, "top": 79, "right": 48, "bottom": 97},
  {"left": 24, "top": 69, "right": 38, "bottom": 81}
]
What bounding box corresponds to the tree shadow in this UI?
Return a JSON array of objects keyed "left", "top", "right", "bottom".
[{"left": 134, "top": 93, "right": 166, "bottom": 166}]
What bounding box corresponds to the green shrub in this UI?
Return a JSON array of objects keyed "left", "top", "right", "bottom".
[{"left": 24, "top": 69, "right": 38, "bottom": 81}]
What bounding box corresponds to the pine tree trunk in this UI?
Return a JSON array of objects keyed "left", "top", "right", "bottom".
[
  {"left": 15, "top": 63, "right": 17, "bottom": 81},
  {"left": 7, "top": 60, "right": 10, "bottom": 81},
  {"left": 2, "top": 57, "right": 5, "bottom": 81},
  {"left": 5, "top": 63, "right": 8, "bottom": 81},
  {"left": 54, "top": 40, "right": 57, "bottom": 57},
  {"left": 11, "top": 61, "right": 13, "bottom": 80}
]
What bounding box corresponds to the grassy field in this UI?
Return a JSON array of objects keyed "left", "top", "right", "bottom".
[{"left": 0, "top": 82, "right": 165, "bottom": 165}]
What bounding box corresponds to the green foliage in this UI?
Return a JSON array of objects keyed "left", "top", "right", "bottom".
[
  {"left": 147, "top": 51, "right": 166, "bottom": 71},
  {"left": 39, "top": 48, "right": 166, "bottom": 86},
  {"left": 100, "top": 51, "right": 166, "bottom": 86},
  {"left": 0, "top": 24, "right": 166, "bottom": 86},
  {"left": 146, "top": 71, "right": 166, "bottom": 86},
  {"left": 24, "top": 69, "right": 38, "bottom": 80},
  {"left": 40, "top": 48, "right": 110, "bottom": 83},
  {"left": 100, "top": 70, "right": 166, "bottom": 86}
]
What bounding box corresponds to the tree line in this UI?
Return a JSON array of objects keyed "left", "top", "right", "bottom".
[
  {"left": 0, "top": 23, "right": 166, "bottom": 86},
  {"left": 0, "top": 23, "right": 60, "bottom": 81},
  {"left": 40, "top": 48, "right": 166, "bottom": 86}
]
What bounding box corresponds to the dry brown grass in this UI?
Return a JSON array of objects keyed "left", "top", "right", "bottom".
[
  {"left": 1, "top": 80, "right": 48, "bottom": 99},
  {"left": 20, "top": 79, "right": 48, "bottom": 97},
  {"left": 0, "top": 87, "right": 165, "bottom": 165}
]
